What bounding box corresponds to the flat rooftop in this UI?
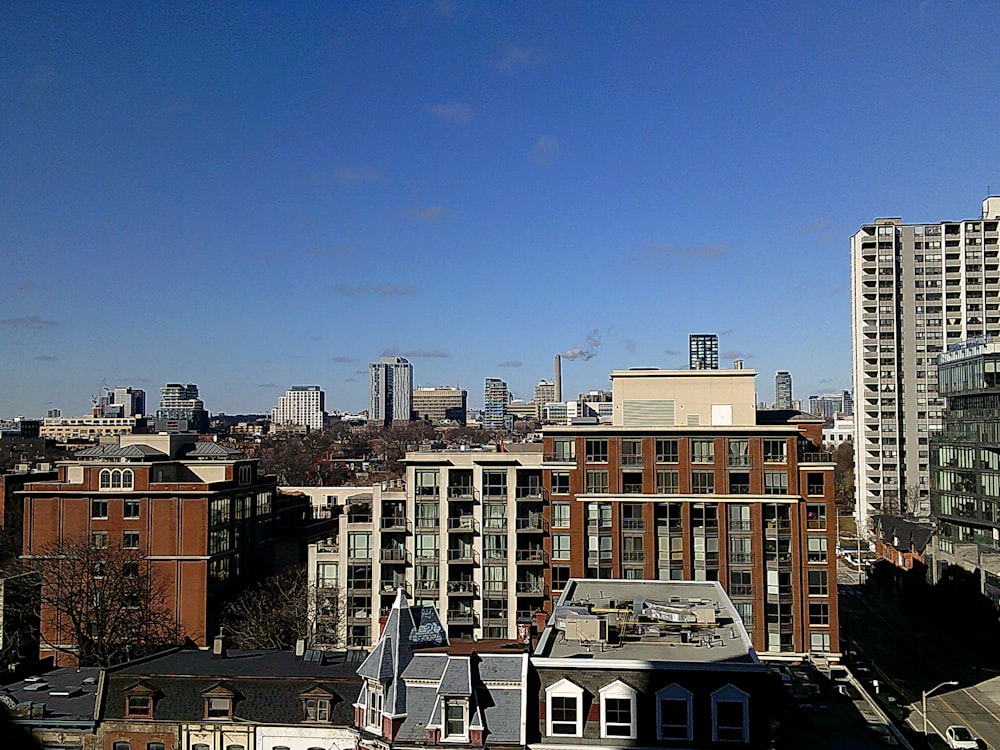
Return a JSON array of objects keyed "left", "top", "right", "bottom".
[{"left": 534, "top": 579, "right": 758, "bottom": 666}]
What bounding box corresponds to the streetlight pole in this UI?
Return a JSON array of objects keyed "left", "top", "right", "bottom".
[{"left": 922, "top": 680, "right": 958, "bottom": 735}]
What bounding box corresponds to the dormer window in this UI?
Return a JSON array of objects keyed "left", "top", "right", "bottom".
[
  {"left": 366, "top": 682, "right": 383, "bottom": 732},
  {"left": 300, "top": 685, "right": 334, "bottom": 723},
  {"left": 202, "top": 683, "right": 238, "bottom": 720},
  {"left": 599, "top": 680, "right": 637, "bottom": 739},
  {"left": 123, "top": 680, "right": 158, "bottom": 719},
  {"left": 442, "top": 699, "right": 468, "bottom": 742},
  {"left": 545, "top": 678, "right": 584, "bottom": 738}
]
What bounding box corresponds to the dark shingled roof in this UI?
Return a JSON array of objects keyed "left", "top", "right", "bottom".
[
  {"left": 104, "top": 648, "right": 361, "bottom": 726},
  {"left": 873, "top": 515, "right": 935, "bottom": 554}
]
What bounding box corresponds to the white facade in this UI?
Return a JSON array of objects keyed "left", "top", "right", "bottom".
[
  {"left": 851, "top": 197, "right": 1000, "bottom": 530},
  {"left": 482, "top": 377, "right": 509, "bottom": 430},
  {"left": 369, "top": 357, "right": 413, "bottom": 426},
  {"left": 272, "top": 385, "right": 325, "bottom": 431}
]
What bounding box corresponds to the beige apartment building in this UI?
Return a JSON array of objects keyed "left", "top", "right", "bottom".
[{"left": 851, "top": 197, "right": 1000, "bottom": 531}]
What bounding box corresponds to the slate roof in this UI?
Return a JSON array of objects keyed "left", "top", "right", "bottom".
[
  {"left": 2, "top": 667, "right": 102, "bottom": 725},
  {"left": 104, "top": 648, "right": 361, "bottom": 726},
  {"left": 76, "top": 443, "right": 167, "bottom": 459},
  {"left": 874, "top": 514, "right": 935, "bottom": 554},
  {"left": 183, "top": 441, "right": 244, "bottom": 459}
]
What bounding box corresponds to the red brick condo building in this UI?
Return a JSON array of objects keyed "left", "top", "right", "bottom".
[
  {"left": 540, "top": 367, "right": 839, "bottom": 657},
  {"left": 18, "top": 433, "right": 279, "bottom": 663}
]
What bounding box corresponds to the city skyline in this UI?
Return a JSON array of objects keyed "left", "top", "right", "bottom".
[{"left": 5, "top": 2, "right": 1000, "bottom": 416}]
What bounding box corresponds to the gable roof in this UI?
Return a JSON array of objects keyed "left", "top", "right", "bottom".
[{"left": 874, "top": 514, "right": 935, "bottom": 554}]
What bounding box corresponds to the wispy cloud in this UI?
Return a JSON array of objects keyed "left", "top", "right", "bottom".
[
  {"left": 331, "top": 283, "right": 417, "bottom": 297},
  {"left": 381, "top": 347, "right": 450, "bottom": 359},
  {"left": 432, "top": 0, "right": 456, "bottom": 17},
  {"left": 645, "top": 243, "right": 729, "bottom": 263},
  {"left": 493, "top": 46, "right": 541, "bottom": 72},
  {"left": 396, "top": 206, "right": 451, "bottom": 221},
  {"left": 16, "top": 280, "right": 35, "bottom": 292},
  {"left": 345, "top": 377, "right": 356, "bottom": 383},
  {"left": 799, "top": 216, "right": 839, "bottom": 243},
  {"left": 531, "top": 135, "right": 560, "bottom": 165},
  {"left": 309, "top": 245, "right": 352, "bottom": 258},
  {"left": 719, "top": 329, "right": 734, "bottom": 336},
  {"left": 497, "top": 360, "right": 522, "bottom": 368},
  {"left": 334, "top": 165, "right": 379, "bottom": 184},
  {"left": 331, "top": 356, "right": 355, "bottom": 363},
  {"left": 722, "top": 350, "right": 753, "bottom": 360},
  {"left": 664, "top": 349, "right": 680, "bottom": 356},
  {"left": 429, "top": 102, "right": 472, "bottom": 124},
  {"left": 34, "top": 354, "right": 59, "bottom": 362},
  {"left": 622, "top": 338, "right": 637, "bottom": 354},
  {"left": 258, "top": 382, "right": 279, "bottom": 389},
  {"left": 0, "top": 315, "right": 58, "bottom": 329},
  {"left": 561, "top": 329, "right": 601, "bottom": 361}
]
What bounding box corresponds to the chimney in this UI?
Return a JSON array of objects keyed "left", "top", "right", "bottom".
[
  {"left": 295, "top": 638, "right": 305, "bottom": 658},
  {"left": 734, "top": 359, "right": 744, "bottom": 370},
  {"left": 212, "top": 632, "right": 227, "bottom": 659},
  {"left": 554, "top": 354, "right": 562, "bottom": 403}
]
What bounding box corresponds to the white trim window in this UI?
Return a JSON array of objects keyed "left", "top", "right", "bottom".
[
  {"left": 441, "top": 698, "right": 468, "bottom": 742},
  {"left": 366, "top": 682, "right": 383, "bottom": 733},
  {"left": 656, "top": 683, "right": 693, "bottom": 741},
  {"left": 546, "top": 678, "right": 583, "bottom": 737},
  {"left": 599, "top": 680, "right": 637, "bottom": 739},
  {"left": 712, "top": 684, "right": 749, "bottom": 742}
]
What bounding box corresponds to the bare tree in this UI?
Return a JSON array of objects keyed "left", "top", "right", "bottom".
[
  {"left": 220, "top": 565, "right": 308, "bottom": 649},
  {"left": 22, "top": 535, "right": 179, "bottom": 666}
]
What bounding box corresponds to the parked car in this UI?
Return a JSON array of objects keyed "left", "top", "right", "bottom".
[{"left": 944, "top": 725, "right": 978, "bottom": 750}]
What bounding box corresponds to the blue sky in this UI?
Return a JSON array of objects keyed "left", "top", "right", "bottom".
[{"left": 4, "top": 1, "right": 1000, "bottom": 417}]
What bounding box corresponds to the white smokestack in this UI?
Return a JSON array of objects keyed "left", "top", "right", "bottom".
[{"left": 554, "top": 354, "right": 562, "bottom": 402}]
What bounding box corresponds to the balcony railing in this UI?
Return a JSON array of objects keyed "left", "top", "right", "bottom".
[
  {"left": 447, "top": 610, "right": 477, "bottom": 625},
  {"left": 622, "top": 519, "right": 645, "bottom": 532},
  {"left": 448, "top": 486, "right": 475, "bottom": 499},
  {"left": 515, "top": 516, "right": 547, "bottom": 532},
  {"left": 543, "top": 452, "right": 576, "bottom": 463},
  {"left": 380, "top": 517, "right": 409, "bottom": 531},
  {"left": 729, "top": 584, "right": 753, "bottom": 597},
  {"left": 483, "top": 583, "right": 508, "bottom": 595},
  {"left": 515, "top": 548, "right": 546, "bottom": 564},
  {"left": 620, "top": 454, "right": 645, "bottom": 467},
  {"left": 415, "top": 579, "right": 439, "bottom": 592},
  {"left": 516, "top": 581, "right": 548, "bottom": 595},
  {"left": 415, "top": 516, "right": 439, "bottom": 529},
  {"left": 483, "top": 550, "right": 508, "bottom": 564},
  {"left": 800, "top": 452, "right": 833, "bottom": 463},
  {"left": 483, "top": 518, "right": 508, "bottom": 532},
  {"left": 622, "top": 551, "right": 645, "bottom": 563},
  {"left": 447, "top": 516, "right": 478, "bottom": 532},
  {"left": 447, "top": 548, "right": 479, "bottom": 564},
  {"left": 380, "top": 548, "right": 408, "bottom": 564},
  {"left": 515, "top": 486, "right": 545, "bottom": 500},
  {"left": 729, "top": 552, "right": 753, "bottom": 565},
  {"left": 447, "top": 580, "right": 477, "bottom": 595},
  {"left": 729, "top": 520, "right": 752, "bottom": 532}
]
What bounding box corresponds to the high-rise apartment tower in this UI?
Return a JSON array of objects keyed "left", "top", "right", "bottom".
[
  {"left": 369, "top": 357, "right": 413, "bottom": 427},
  {"left": 689, "top": 333, "right": 719, "bottom": 370},
  {"left": 775, "top": 371, "right": 793, "bottom": 409},
  {"left": 851, "top": 196, "right": 1000, "bottom": 531},
  {"left": 271, "top": 385, "right": 325, "bottom": 431},
  {"left": 482, "top": 378, "right": 510, "bottom": 431}
]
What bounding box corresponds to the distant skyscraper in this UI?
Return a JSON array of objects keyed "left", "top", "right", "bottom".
[
  {"left": 113, "top": 386, "right": 146, "bottom": 418},
  {"left": 369, "top": 357, "right": 413, "bottom": 427},
  {"left": 851, "top": 199, "right": 1000, "bottom": 526},
  {"left": 271, "top": 385, "right": 325, "bottom": 431},
  {"left": 533, "top": 379, "right": 555, "bottom": 420},
  {"left": 157, "top": 383, "right": 209, "bottom": 432},
  {"left": 483, "top": 378, "right": 510, "bottom": 430},
  {"left": 775, "top": 371, "right": 793, "bottom": 409},
  {"left": 841, "top": 389, "right": 854, "bottom": 417},
  {"left": 412, "top": 386, "right": 467, "bottom": 425},
  {"left": 689, "top": 333, "right": 719, "bottom": 370},
  {"left": 808, "top": 394, "right": 843, "bottom": 422}
]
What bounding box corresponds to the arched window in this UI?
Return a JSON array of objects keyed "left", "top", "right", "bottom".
[
  {"left": 99, "top": 469, "right": 111, "bottom": 489},
  {"left": 121, "top": 469, "right": 134, "bottom": 489},
  {"left": 111, "top": 469, "right": 122, "bottom": 489}
]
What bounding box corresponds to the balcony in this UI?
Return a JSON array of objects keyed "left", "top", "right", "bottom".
[
  {"left": 447, "top": 609, "right": 477, "bottom": 625},
  {"left": 447, "top": 580, "right": 478, "bottom": 596},
  {"left": 620, "top": 454, "right": 645, "bottom": 468},
  {"left": 380, "top": 548, "right": 408, "bottom": 564},
  {"left": 800, "top": 452, "right": 833, "bottom": 464},
  {"left": 543, "top": 452, "right": 576, "bottom": 464},
  {"left": 515, "top": 516, "right": 547, "bottom": 532},
  {"left": 515, "top": 548, "right": 546, "bottom": 564},
  {"left": 483, "top": 518, "right": 508, "bottom": 532},
  {"left": 414, "top": 488, "right": 440, "bottom": 500},
  {"left": 380, "top": 581, "right": 410, "bottom": 595},
  {"left": 622, "top": 518, "right": 645, "bottom": 532},
  {"left": 515, "top": 486, "right": 545, "bottom": 501},
  {"left": 656, "top": 523, "right": 681, "bottom": 536},
  {"left": 729, "top": 584, "right": 753, "bottom": 597},
  {"left": 415, "top": 516, "right": 439, "bottom": 530},
  {"left": 516, "top": 580, "right": 548, "bottom": 596},
  {"left": 448, "top": 486, "right": 475, "bottom": 500},
  {"left": 380, "top": 517, "right": 409, "bottom": 532},
  {"left": 316, "top": 540, "right": 339, "bottom": 554},
  {"left": 729, "top": 552, "right": 754, "bottom": 565},
  {"left": 447, "top": 548, "right": 479, "bottom": 564},
  {"left": 729, "top": 520, "right": 752, "bottom": 532},
  {"left": 483, "top": 550, "right": 508, "bottom": 564},
  {"left": 447, "top": 516, "right": 478, "bottom": 533},
  {"left": 415, "top": 579, "right": 439, "bottom": 592}
]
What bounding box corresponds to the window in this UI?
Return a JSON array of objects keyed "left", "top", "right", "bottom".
[
  {"left": 443, "top": 699, "right": 467, "bottom": 740},
  {"left": 124, "top": 499, "right": 140, "bottom": 519},
  {"left": 123, "top": 561, "right": 139, "bottom": 578},
  {"left": 712, "top": 685, "right": 749, "bottom": 742},
  {"left": 807, "top": 536, "right": 828, "bottom": 563},
  {"left": 727, "top": 439, "right": 750, "bottom": 467},
  {"left": 806, "top": 502, "right": 826, "bottom": 529},
  {"left": 586, "top": 469, "right": 609, "bottom": 494},
  {"left": 92, "top": 531, "right": 108, "bottom": 549},
  {"left": 206, "top": 696, "right": 232, "bottom": 719},
  {"left": 551, "top": 471, "right": 570, "bottom": 495},
  {"left": 808, "top": 569, "right": 829, "bottom": 596},
  {"left": 552, "top": 534, "right": 571, "bottom": 560},
  {"left": 550, "top": 438, "right": 575, "bottom": 462},
  {"left": 551, "top": 501, "right": 570, "bottom": 528},
  {"left": 656, "top": 470, "right": 679, "bottom": 494},
  {"left": 552, "top": 565, "right": 570, "bottom": 591},
  {"left": 600, "top": 680, "right": 636, "bottom": 739},
  {"left": 92, "top": 498, "right": 109, "bottom": 519},
  {"left": 657, "top": 683, "right": 693, "bottom": 741},
  {"left": 147, "top": 744, "right": 165, "bottom": 750},
  {"left": 414, "top": 469, "right": 440, "bottom": 496},
  {"left": 366, "top": 683, "right": 383, "bottom": 730},
  {"left": 348, "top": 532, "right": 372, "bottom": 559},
  {"left": 113, "top": 743, "right": 130, "bottom": 750},
  {"left": 656, "top": 438, "right": 679, "bottom": 462},
  {"left": 807, "top": 472, "right": 825, "bottom": 496},
  {"left": 809, "top": 601, "right": 830, "bottom": 625},
  {"left": 764, "top": 439, "right": 787, "bottom": 463},
  {"left": 123, "top": 530, "right": 140, "bottom": 549},
  {"left": 691, "top": 439, "right": 715, "bottom": 463},
  {"left": 100, "top": 469, "right": 111, "bottom": 489},
  {"left": 126, "top": 695, "right": 152, "bottom": 718},
  {"left": 764, "top": 470, "right": 787, "bottom": 495},
  {"left": 547, "top": 679, "right": 583, "bottom": 737},
  {"left": 585, "top": 439, "right": 608, "bottom": 462},
  {"left": 304, "top": 697, "right": 331, "bottom": 722},
  {"left": 810, "top": 631, "right": 831, "bottom": 652},
  {"left": 692, "top": 470, "right": 715, "bottom": 494}
]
